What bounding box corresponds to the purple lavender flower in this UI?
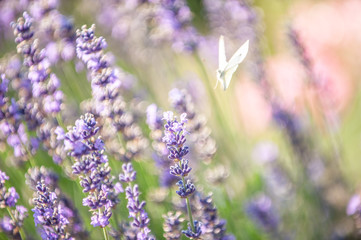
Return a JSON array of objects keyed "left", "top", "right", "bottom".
[
  {"left": 5, "top": 187, "right": 19, "bottom": 208},
  {"left": 146, "top": 104, "right": 164, "bottom": 132},
  {"left": 6, "top": 122, "right": 29, "bottom": 159},
  {"left": 65, "top": 113, "right": 119, "bottom": 228},
  {"left": 346, "top": 194, "right": 361, "bottom": 233},
  {"left": 0, "top": 81, "right": 32, "bottom": 163},
  {"left": 76, "top": 25, "right": 147, "bottom": 162},
  {"left": 95, "top": 0, "right": 198, "bottom": 53},
  {"left": 245, "top": 194, "right": 279, "bottom": 232},
  {"left": 0, "top": 170, "right": 19, "bottom": 208},
  {"left": 0, "top": 169, "right": 28, "bottom": 239},
  {"left": 25, "top": 167, "right": 88, "bottom": 238},
  {"left": 175, "top": 179, "right": 195, "bottom": 198},
  {"left": 162, "top": 111, "right": 201, "bottom": 239},
  {"left": 0, "top": 206, "right": 28, "bottom": 238},
  {"left": 146, "top": 104, "right": 178, "bottom": 187},
  {"left": 32, "top": 180, "right": 72, "bottom": 239},
  {"left": 203, "top": 0, "right": 256, "bottom": 43},
  {"left": 12, "top": 12, "right": 63, "bottom": 115},
  {"left": 119, "top": 163, "right": 136, "bottom": 183},
  {"left": 163, "top": 211, "right": 184, "bottom": 240},
  {"left": 0, "top": 74, "right": 9, "bottom": 108},
  {"left": 153, "top": 0, "right": 200, "bottom": 52},
  {"left": 195, "top": 193, "right": 235, "bottom": 240},
  {"left": 0, "top": 1, "right": 29, "bottom": 39},
  {"left": 119, "top": 162, "right": 152, "bottom": 239},
  {"left": 0, "top": 216, "right": 13, "bottom": 233},
  {"left": 29, "top": 0, "right": 76, "bottom": 64},
  {"left": 0, "top": 170, "right": 9, "bottom": 184},
  {"left": 162, "top": 111, "right": 189, "bottom": 161},
  {"left": 182, "top": 220, "right": 202, "bottom": 239},
  {"left": 9, "top": 12, "right": 69, "bottom": 166},
  {"left": 287, "top": 26, "right": 313, "bottom": 80},
  {"left": 169, "top": 88, "right": 216, "bottom": 163}
]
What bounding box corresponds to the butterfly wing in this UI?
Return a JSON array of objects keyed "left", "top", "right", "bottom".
[
  {"left": 223, "top": 64, "right": 239, "bottom": 90},
  {"left": 225, "top": 40, "right": 249, "bottom": 71},
  {"left": 218, "top": 35, "right": 227, "bottom": 70},
  {"left": 221, "top": 40, "right": 249, "bottom": 90}
]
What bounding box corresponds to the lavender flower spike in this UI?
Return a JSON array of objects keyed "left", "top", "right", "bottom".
[
  {"left": 162, "top": 111, "right": 201, "bottom": 239},
  {"left": 65, "top": 113, "right": 119, "bottom": 230},
  {"left": 32, "top": 180, "right": 72, "bottom": 239},
  {"left": 119, "top": 163, "right": 152, "bottom": 240},
  {"left": 163, "top": 211, "right": 184, "bottom": 239},
  {"left": 0, "top": 170, "right": 19, "bottom": 208},
  {"left": 0, "top": 169, "right": 28, "bottom": 239},
  {"left": 146, "top": 104, "right": 178, "bottom": 187}
]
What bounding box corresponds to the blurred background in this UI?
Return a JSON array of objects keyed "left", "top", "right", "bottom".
[{"left": 1, "top": 0, "right": 361, "bottom": 239}]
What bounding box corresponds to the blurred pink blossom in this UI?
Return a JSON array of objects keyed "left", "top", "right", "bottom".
[
  {"left": 266, "top": 55, "right": 306, "bottom": 114},
  {"left": 235, "top": 78, "right": 272, "bottom": 135},
  {"left": 290, "top": 0, "right": 357, "bottom": 115}
]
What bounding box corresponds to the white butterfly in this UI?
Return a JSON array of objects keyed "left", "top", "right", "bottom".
[{"left": 216, "top": 35, "right": 249, "bottom": 90}]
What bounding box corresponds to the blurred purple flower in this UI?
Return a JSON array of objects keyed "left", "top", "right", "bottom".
[
  {"left": 347, "top": 194, "right": 361, "bottom": 216},
  {"left": 76, "top": 24, "right": 147, "bottom": 162},
  {"left": 169, "top": 88, "right": 216, "bottom": 163},
  {"left": 0, "top": 169, "right": 28, "bottom": 238},
  {"left": 245, "top": 194, "right": 279, "bottom": 232}
]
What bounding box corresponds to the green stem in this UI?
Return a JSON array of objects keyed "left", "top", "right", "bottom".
[
  {"left": 179, "top": 159, "right": 195, "bottom": 233},
  {"left": 56, "top": 113, "right": 65, "bottom": 129},
  {"left": 185, "top": 194, "right": 195, "bottom": 233},
  {"left": 7, "top": 207, "right": 26, "bottom": 240},
  {"left": 100, "top": 207, "right": 110, "bottom": 240},
  {"left": 102, "top": 227, "right": 109, "bottom": 240}
]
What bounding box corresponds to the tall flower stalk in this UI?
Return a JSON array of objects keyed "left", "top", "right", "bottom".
[
  {"left": 169, "top": 88, "right": 216, "bottom": 164},
  {"left": 11, "top": 12, "right": 68, "bottom": 165},
  {"left": 64, "top": 113, "right": 119, "bottom": 239},
  {"left": 146, "top": 104, "right": 178, "bottom": 187},
  {"left": 119, "top": 163, "right": 152, "bottom": 240},
  {"left": 162, "top": 111, "right": 202, "bottom": 239},
  {"left": 25, "top": 167, "right": 88, "bottom": 239},
  {"left": 76, "top": 24, "right": 147, "bottom": 163}
]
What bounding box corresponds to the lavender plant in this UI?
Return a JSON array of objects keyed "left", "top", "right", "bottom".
[
  {"left": 0, "top": 73, "right": 37, "bottom": 164},
  {"left": 146, "top": 104, "right": 177, "bottom": 187},
  {"left": 0, "top": 170, "right": 28, "bottom": 239},
  {"left": 64, "top": 113, "right": 119, "bottom": 238},
  {"left": 25, "top": 167, "right": 88, "bottom": 238},
  {"left": 76, "top": 24, "right": 147, "bottom": 162},
  {"left": 119, "top": 163, "right": 152, "bottom": 239},
  {"left": 195, "top": 193, "right": 235, "bottom": 240},
  {"left": 32, "top": 180, "right": 72, "bottom": 239},
  {"left": 162, "top": 211, "right": 184, "bottom": 239},
  {"left": 28, "top": 0, "right": 76, "bottom": 64},
  {"left": 11, "top": 11, "right": 68, "bottom": 166},
  {"left": 12, "top": 12, "right": 63, "bottom": 115},
  {"left": 169, "top": 88, "right": 216, "bottom": 164},
  {"left": 94, "top": 0, "right": 199, "bottom": 53},
  {"left": 162, "top": 111, "right": 202, "bottom": 239},
  {"left": 0, "top": 1, "right": 360, "bottom": 239}
]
